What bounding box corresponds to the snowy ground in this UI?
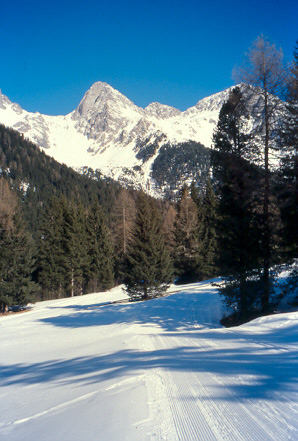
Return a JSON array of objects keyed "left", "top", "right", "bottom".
[{"left": 1, "top": 280, "right": 298, "bottom": 441}]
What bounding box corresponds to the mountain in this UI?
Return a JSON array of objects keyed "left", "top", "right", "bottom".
[
  {"left": 0, "top": 82, "right": 285, "bottom": 197},
  {"left": 0, "top": 124, "right": 122, "bottom": 235}
]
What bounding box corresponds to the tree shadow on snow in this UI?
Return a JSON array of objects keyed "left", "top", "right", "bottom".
[
  {"left": 39, "top": 292, "right": 222, "bottom": 333},
  {"left": 1, "top": 338, "right": 298, "bottom": 402}
]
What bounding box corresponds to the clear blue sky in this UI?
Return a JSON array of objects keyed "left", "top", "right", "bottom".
[{"left": 1, "top": 0, "right": 297, "bottom": 115}]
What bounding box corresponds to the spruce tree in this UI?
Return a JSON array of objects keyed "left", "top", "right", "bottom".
[
  {"left": 233, "top": 36, "right": 287, "bottom": 311},
  {"left": 278, "top": 39, "right": 298, "bottom": 299},
  {"left": 200, "top": 179, "right": 218, "bottom": 279},
  {"left": 279, "top": 39, "right": 298, "bottom": 257},
  {"left": 212, "top": 88, "right": 263, "bottom": 318},
  {"left": 61, "top": 200, "right": 87, "bottom": 297},
  {"left": 86, "top": 201, "right": 114, "bottom": 292},
  {"left": 173, "top": 185, "right": 202, "bottom": 284},
  {"left": 38, "top": 197, "right": 66, "bottom": 299},
  {"left": 0, "top": 204, "right": 38, "bottom": 311},
  {"left": 123, "top": 192, "right": 173, "bottom": 300}
]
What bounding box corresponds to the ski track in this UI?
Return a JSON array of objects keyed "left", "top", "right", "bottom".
[
  {"left": 1, "top": 285, "right": 298, "bottom": 440},
  {"left": 140, "top": 298, "right": 298, "bottom": 441},
  {"left": 4, "top": 389, "right": 104, "bottom": 427}
]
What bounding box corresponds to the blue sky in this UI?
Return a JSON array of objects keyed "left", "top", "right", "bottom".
[{"left": 1, "top": 0, "right": 297, "bottom": 115}]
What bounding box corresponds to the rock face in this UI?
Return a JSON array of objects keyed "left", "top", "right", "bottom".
[{"left": 0, "top": 82, "right": 285, "bottom": 197}]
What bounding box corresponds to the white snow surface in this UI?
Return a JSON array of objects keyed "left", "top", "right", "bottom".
[
  {"left": 0, "top": 82, "right": 285, "bottom": 196},
  {"left": 0, "top": 83, "right": 229, "bottom": 196},
  {"left": 1, "top": 280, "right": 298, "bottom": 440}
]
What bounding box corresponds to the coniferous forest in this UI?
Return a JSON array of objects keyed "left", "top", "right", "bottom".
[{"left": 0, "top": 36, "right": 298, "bottom": 325}]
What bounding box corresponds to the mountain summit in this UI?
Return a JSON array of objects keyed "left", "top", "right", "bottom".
[{"left": 0, "top": 82, "right": 258, "bottom": 196}]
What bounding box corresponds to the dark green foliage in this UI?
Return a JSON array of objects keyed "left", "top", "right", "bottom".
[
  {"left": 173, "top": 185, "right": 203, "bottom": 284},
  {"left": 0, "top": 124, "right": 120, "bottom": 236},
  {"left": 279, "top": 40, "right": 298, "bottom": 257},
  {"left": 136, "top": 134, "right": 166, "bottom": 163},
  {"left": 38, "top": 197, "right": 69, "bottom": 299},
  {"left": 234, "top": 37, "right": 287, "bottom": 312},
  {"left": 151, "top": 141, "right": 210, "bottom": 196},
  {"left": 38, "top": 196, "right": 114, "bottom": 299},
  {"left": 200, "top": 179, "right": 218, "bottom": 279},
  {"left": 219, "top": 272, "right": 265, "bottom": 319},
  {"left": 0, "top": 209, "right": 38, "bottom": 312},
  {"left": 60, "top": 200, "right": 89, "bottom": 297},
  {"left": 212, "top": 88, "right": 265, "bottom": 317},
  {"left": 174, "top": 181, "right": 218, "bottom": 284},
  {"left": 123, "top": 193, "right": 173, "bottom": 300},
  {"left": 86, "top": 201, "right": 114, "bottom": 292}
]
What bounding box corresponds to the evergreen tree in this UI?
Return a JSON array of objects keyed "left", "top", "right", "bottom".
[
  {"left": 173, "top": 185, "right": 203, "bottom": 284},
  {"left": 61, "top": 200, "right": 89, "bottom": 297},
  {"left": 212, "top": 88, "right": 264, "bottom": 318},
  {"left": 277, "top": 39, "right": 298, "bottom": 300},
  {"left": 279, "top": 39, "right": 298, "bottom": 257},
  {"left": 86, "top": 201, "right": 114, "bottom": 292},
  {"left": 38, "top": 197, "right": 66, "bottom": 299},
  {"left": 233, "top": 36, "right": 287, "bottom": 310},
  {"left": 0, "top": 189, "right": 38, "bottom": 311},
  {"left": 110, "top": 189, "right": 136, "bottom": 283},
  {"left": 200, "top": 179, "right": 218, "bottom": 279},
  {"left": 123, "top": 193, "right": 173, "bottom": 300}
]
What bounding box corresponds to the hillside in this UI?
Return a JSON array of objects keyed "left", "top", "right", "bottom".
[
  {"left": 1, "top": 279, "right": 298, "bottom": 440},
  {"left": 0, "top": 124, "right": 121, "bottom": 233},
  {"left": 0, "top": 83, "right": 251, "bottom": 197}
]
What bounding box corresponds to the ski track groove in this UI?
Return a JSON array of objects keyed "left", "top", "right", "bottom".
[
  {"left": 3, "top": 388, "right": 104, "bottom": 428},
  {"left": 142, "top": 296, "right": 298, "bottom": 441},
  {"left": 188, "top": 309, "right": 298, "bottom": 440},
  {"left": 188, "top": 338, "right": 295, "bottom": 441},
  {"left": 156, "top": 332, "right": 294, "bottom": 441}
]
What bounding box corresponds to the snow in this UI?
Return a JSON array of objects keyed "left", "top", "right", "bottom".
[
  {"left": 1, "top": 280, "right": 298, "bottom": 440},
  {"left": 0, "top": 83, "right": 286, "bottom": 196},
  {"left": 0, "top": 84, "right": 229, "bottom": 197}
]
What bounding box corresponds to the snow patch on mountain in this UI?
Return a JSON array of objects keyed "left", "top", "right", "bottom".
[{"left": 0, "top": 82, "right": 282, "bottom": 196}]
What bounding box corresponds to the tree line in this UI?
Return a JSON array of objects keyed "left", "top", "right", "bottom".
[
  {"left": 0, "top": 171, "right": 218, "bottom": 310},
  {"left": 0, "top": 35, "right": 297, "bottom": 326}
]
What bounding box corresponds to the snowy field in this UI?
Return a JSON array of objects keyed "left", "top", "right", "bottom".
[{"left": 1, "top": 280, "right": 298, "bottom": 441}]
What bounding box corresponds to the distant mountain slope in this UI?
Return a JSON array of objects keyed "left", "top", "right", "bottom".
[
  {"left": 0, "top": 124, "right": 120, "bottom": 234},
  {"left": 0, "top": 82, "right": 286, "bottom": 196}
]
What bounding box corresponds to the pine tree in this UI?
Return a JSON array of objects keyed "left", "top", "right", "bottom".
[
  {"left": 212, "top": 88, "right": 264, "bottom": 318},
  {"left": 233, "top": 36, "right": 287, "bottom": 310},
  {"left": 173, "top": 185, "right": 202, "bottom": 284},
  {"left": 86, "top": 201, "right": 114, "bottom": 292},
  {"left": 110, "top": 189, "right": 136, "bottom": 283},
  {"left": 0, "top": 195, "right": 38, "bottom": 311},
  {"left": 200, "top": 179, "right": 218, "bottom": 279},
  {"left": 279, "top": 39, "right": 298, "bottom": 257},
  {"left": 6, "top": 212, "right": 38, "bottom": 306},
  {"left": 74, "top": 201, "right": 90, "bottom": 295},
  {"left": 277, "top": 39, "right": 298, "bottom": 300},
  {"left": 38, "top": 197, "right": 66, "bottom": 299},
  {"left": 123, "top": 192, "right": 173, "bottom": 300}
]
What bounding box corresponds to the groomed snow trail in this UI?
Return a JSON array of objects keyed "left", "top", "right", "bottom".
[
  {"left": 134, "top": 281, "right": 298, "bottom": 441},
  {"left": 1, "top": 281, "right": 298, "bottom": 440}
]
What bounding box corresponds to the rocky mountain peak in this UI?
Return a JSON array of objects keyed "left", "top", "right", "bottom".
[
  {"left": 0, "top": 81, "right": 284, "bottom": 198},
  {"left": 0, "top": 90, "right": 12, "bottom": 110},
  {"left": 144, "top": 102, "right": 181, "bottom": 119},
  {"left": 72, "top": 81, "right": 141, "bottom": 121}
]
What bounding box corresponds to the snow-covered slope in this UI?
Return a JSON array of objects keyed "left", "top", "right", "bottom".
[
  {"left": 0, "top": 83, "right": 285, "bottom": 196},
  {"left": 0, "top": 83, "right": 232, "bottom": 195},
  {"left": 1, "top": 280, "right": 298, "bottom": 440}
]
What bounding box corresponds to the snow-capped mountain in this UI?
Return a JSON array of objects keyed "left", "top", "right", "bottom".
[{"left": 0, "top": 82, "right": 284, "bottom": 196}]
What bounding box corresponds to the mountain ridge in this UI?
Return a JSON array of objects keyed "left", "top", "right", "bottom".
[{"left": 0, "top": 82, "right": 280, "bottom": 197}]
